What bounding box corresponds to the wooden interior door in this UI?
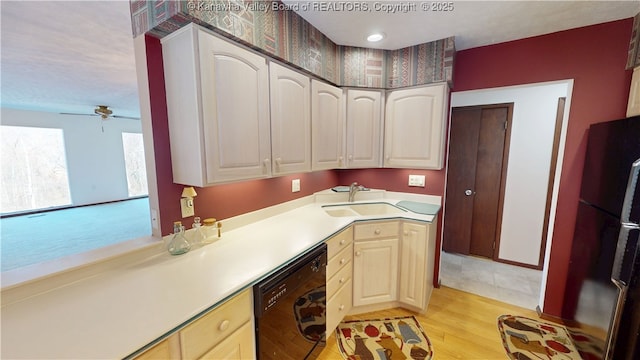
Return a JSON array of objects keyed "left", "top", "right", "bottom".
[{"left": 443, "top": 104, "right": 512, "bottom": 258}]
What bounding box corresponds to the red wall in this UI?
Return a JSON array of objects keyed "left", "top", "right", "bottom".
[{"left": 454, "top": 19, "right": 633, "bottom": 318}]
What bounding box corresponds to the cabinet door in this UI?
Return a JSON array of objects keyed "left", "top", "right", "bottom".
[
  {"left": 384, "top": 84, "right": 448, "bottom": 169},
  {"left": 270, "top": 62, "right": 311, "bottom": 175},
  {"left": 199, "top": 321, "right": 255, "bottom": 360},
  {"left": 399, "top": 222, "right": 428, "bottom": 310},
  {"left": 353, "top": 238, "right": 399, "bottom": 306},
  {"left": 627, "top": 66, "right": 640, "bottom": 117},
  {"left": 311, "top": 80, "right": 345, "bottom": 171},
  {"left": 346, "top": 89, "right": 383, "bottom": 168},
  {"left": 199, "top": 28, "right": 272, "bottom": 183}
]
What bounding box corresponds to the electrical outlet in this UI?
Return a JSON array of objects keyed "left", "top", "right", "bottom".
[
  {"left": 408, "top": 174, "right": 426, "bottom": 187},
  {"left": 180, "top": 198, "right": 195, "bottom": 218},
  {"left": 150, "top": 209, "right": 159, "bottom": 230},
  {"left": 292, "top": 178, "right": 301, "bottom": 192}
]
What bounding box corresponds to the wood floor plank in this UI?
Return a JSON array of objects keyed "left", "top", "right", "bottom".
[{"left": 319, "top": 286, "right": 540, "bottom": 359}]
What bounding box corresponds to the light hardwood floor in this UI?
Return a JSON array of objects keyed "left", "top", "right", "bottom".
[{"left": 318, "top": 286, "right": 540, "bottom": 360}]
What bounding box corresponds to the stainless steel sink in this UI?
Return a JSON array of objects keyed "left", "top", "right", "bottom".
[{"left": 322, "top": 202, "right": 407, "bottom": 217}]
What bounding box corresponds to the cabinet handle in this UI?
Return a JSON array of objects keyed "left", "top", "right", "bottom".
[
  {"left": 218, "top": 320, "right": 230, "bottom": 331},
  {"left": 339, "top": 304, "right": 345, "bottom": 311},
  {"left": 340, "top": 239, "right": 346, "bottom": 245},
  {"left": 339, "top": 156, "right": 344, "bottom": 165},
  {"left": 263, "top": 158, "right": 270, "bottom": 167},
  {"left": 275, "top": 157, "right": 282, "bottom": 167},
  {"left": 374, "top": 229, "right": 381, "bottom": 235},
  {"left": 339, "top": 277, "right": 345, "bottom": 283},
  {"left": 348, "top": 154, "right": 353, "bottom": 162},
  {"left": 340, "top": 258, "right": 346, "bottom": 265},
  {"left": 355, "top": 251, "right": 362, "bottom": 256}
]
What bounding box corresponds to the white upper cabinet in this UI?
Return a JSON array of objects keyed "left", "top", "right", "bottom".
[
  {"left": 311, "top": 80, "right": 345, "bottom": 171},
  {"left": 627, "top": 66, "right": 640, "bottom": 117},
  {"left": 269, "top": 62, "right": 311, "bottom": 175},
  {"left": 346, "top": 89, "right": 384, "bottom": 168},
  {"left": 162, "top": 24, "right": 271, "bottom": 186},
  {"left": 384, "top": 83, "right": 448, "bottom": 169}
]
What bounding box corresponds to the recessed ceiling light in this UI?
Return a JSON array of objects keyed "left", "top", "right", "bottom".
[{"left": 367, "top": 33, "right": 385, "bottom": 42}]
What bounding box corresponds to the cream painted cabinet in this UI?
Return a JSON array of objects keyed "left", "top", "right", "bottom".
[
  {"left": 346, "top": 89, "right": 384, "bottom": 168},
  {"left": 352, "top": 222, "right": 399, "bottom": 307},
  {"left": 384, "top": 83, "right": 448, "bottom": 169},
  {"left": 627, "top": 66, "right": 640, "bottom": 117},
  {"left": 326, "top": 227, "right": 353, "bottom": 334},
  {"left": 162, "top": 23, "right": 271, "bottom": 186},
  {"left": 269, "top": 62, "right": 311, "bottom": 175},
  {"left": 311, "top": 80, "right": 345, "bottom": 171},
  {"left": 399, "top": 220, "right": 437, "bottom": 312},
  {"left": 180, "top": 289, "right": 254, "bottom": 360}
]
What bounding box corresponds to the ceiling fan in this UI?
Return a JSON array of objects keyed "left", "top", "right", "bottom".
[{"left": 61, "top": 105, "right": 139, "bottom": 120}]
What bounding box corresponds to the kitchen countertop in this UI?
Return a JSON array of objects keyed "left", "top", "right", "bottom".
[{"left": 0, "top": 190, "right": 440, "bottom": 359}]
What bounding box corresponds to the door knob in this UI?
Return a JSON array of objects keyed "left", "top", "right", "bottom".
[{"left": 465, "top": 189, "right": 474, "bottom": 196}]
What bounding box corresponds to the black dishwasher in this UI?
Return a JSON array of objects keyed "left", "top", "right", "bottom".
[{"left": 254, "top": 243, "right": 327, "bottom": 360}]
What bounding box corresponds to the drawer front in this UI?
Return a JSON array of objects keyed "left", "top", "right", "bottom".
[
  {"left": 327, "top": 261, "right": 352, "bottom": 299},
  {"left": 327, "top": 243, "right": 352, "bottom": 277},
  {"left": 354, "top": 221, "right": 399, "bottom": 240},
  {"left": 180, "top": 289, "right": 252, "bottom": 359},
  {"left": 326, "top": 280, "right": 353, "bottom": 335},
  {"left": 327, "top": 227, "right": 353, "bottom": 259}
]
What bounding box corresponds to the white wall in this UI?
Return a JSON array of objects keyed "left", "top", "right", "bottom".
[
  {"left": 1, "top": 107, "right": 143, "bottom": 206},
  {"left": 450, "top": 80, "right": 571, "bottom": 266}
]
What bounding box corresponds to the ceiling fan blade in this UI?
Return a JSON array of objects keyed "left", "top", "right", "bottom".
[
  {"left": 60, "top": 112, "right": 98, "bottom": 116},
  {"left": 112, "top": 115, "right": 140, "bottom": 120}
]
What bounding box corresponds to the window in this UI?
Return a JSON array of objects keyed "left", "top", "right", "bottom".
[
  {"left": 122, "top": 132, "right": 148, "bottom": 197},
  {"left": 0, "top": 125, "right": 71, "bottom": 214}
]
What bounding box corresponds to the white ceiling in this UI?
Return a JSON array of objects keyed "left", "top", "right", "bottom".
[{"left": 1, "top": 1, "right": 639, "bottom": 119}]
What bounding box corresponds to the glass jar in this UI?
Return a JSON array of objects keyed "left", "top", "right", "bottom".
[
  {"left": 202, "top": 218, "right": 218, "bottom": 244},
  {"left": 191, "top": 216, "right": 206, "bottom": 247},
  {"left": 168, "top": 221, "right": 191, "bottom": 255}
]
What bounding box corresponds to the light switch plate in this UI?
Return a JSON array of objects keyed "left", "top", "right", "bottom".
[
  {"left": 408, "top": 174, "right": 426, "bottom": 187},
  {"left": 181, "top": 198, "right": 195, "bottom": 218},
  {"left": 292, "top": 179, "right": 301, "bottom": 192}
]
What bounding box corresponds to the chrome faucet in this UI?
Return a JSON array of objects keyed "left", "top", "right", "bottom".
[{"left": 348, "top": 182, "right": 365, "bottom": 202}]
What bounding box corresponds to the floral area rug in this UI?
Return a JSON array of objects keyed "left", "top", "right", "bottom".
[
  {"left": 498, "top": 315, "right": 604, "bottom": 360},
  {"left": 335, "top": 315, "right": 433, "bottom": 360}
]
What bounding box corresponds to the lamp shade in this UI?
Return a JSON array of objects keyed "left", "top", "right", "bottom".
[{"left": 181, "top": 186, "right": 197, "bottom": 198}]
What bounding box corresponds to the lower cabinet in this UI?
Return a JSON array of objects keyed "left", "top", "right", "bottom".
[
  {"left": 199, "top": 321, "right": 255, "bottom": 360},
  {"left": 135, "top": 289, "right": 255, "bottom": 360},
  {"left": 353, "top": 237, "right": 399, "bottom": 306},
  {"left": 398, "top": 221, "right": 436, "bottom": 311},
  {"left": 325, "top": 227, "right": 354, "bottom": 334}
]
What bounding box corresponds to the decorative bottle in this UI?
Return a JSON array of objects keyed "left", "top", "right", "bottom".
[
  {"left": 168, "top": 221, "right": 191, "bottom": 255},
  {"left": 202, "top": 218, "right": 218, "bottom": 244},
  {"left": 191, "top": 216, "right": 206, "bottom": 247}
]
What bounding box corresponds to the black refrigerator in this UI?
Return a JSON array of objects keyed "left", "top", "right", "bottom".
[{"left": 564, "top": 116, "right": 640, "bottom": 359}]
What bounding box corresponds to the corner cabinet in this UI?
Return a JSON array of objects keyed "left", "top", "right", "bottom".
[
  {"left": 384, "top": 83, "right": 448, "bottom": 169},
  {"left": 162, "top": 24, "right": 272, "bottom": 186},
  {"left": 269, "top": 62, "right": 311, "bottom": 175},
  {"left": 352, "top": 221, "right": 400, "bottom": 307},
  {"left": 346, "top": 89, "right": 384, "bottom": 168},
  {"left": 311, "top": 80, "right": 345, "bottom": 171}
]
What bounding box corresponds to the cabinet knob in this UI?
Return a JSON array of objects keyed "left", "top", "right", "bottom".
[
  {"left": 339, "top": 304, "right": 345, "bottom": 311},
  {"left": 275, "top": 157, "right": 282, "bottom": 167},
  {"left": 348, "top": 154, "right": 353, "bottom": 162},
  {"left": 339, "top": 277, "right": 345, "bottom": 283},
  {"left": 374, "top": 229, "right": 381, "bottom": 235},
  {"left": 404, "top": 231, "right": 409, "bottom": 236},
  {"left": 263, "top": 158, "right": 270, "bottom": 166},
  {"left": 355, "top": 251, "right": 362, "bottom": 256},
  {"left": 340, "top": 258, "right": 346, "bottom": 265},
  {"left": 218, "top": 320, "right": 230, "bottom": 331},
  {"left": 340, "top": 239, "right": 346, "bottom": 245}
]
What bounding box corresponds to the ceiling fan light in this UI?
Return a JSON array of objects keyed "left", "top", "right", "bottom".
[{"left": 367, "top": 33, "right": 385, "bottom": 42}]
